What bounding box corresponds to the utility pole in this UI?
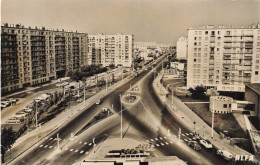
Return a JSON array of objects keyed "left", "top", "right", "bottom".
[
  {"left": 120, "top": 94, "right": 123, "bottom": 139},
  {"left": 211, "top": 102, "right": 214, "bottom": 139},
  {"left": 178, "top": 128, "right": 181, "bottom": 142},
  {"left": 35, "top": 102, "right": 38, "bottom": 129},
  {"left": 171, "top": 85, "right": 174, "bottom": 110},
  {"left": 56, "top": 133, "right": 60, "bottom": 150},
  {"left": 93, "top": 137, "right": 96, "bottom": 153},
  {"left": 106, "top": 74, "right": 108, "bottom": 92}
]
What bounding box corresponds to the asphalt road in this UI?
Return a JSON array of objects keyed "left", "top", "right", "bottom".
[{"left": 14, "top": 60, "right": 227, "bottom": 165}]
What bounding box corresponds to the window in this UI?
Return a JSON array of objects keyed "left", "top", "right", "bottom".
[
  {"left": 218, "top": 31, "right": 221, "bottom": 35},
  {"left": 194, "top": 59, "right": 197, "bottom": 62},
  {"left": 194, "top": 42, "right": 197, "bottom": 46},
  {"left": 223, "top": 104, "right": 227, "bottom": 108},
  {"left": 194, "top": 37, "right": 197, "bottom": 40},
  {"left": 229, "top": 104, "right": 231, "bottom": 108},
  {"left": 255, "top": 71, "right": 258, "bottom": 75},
  {"left": 205, "top": 31, "right": 208, "bottom": 35}
]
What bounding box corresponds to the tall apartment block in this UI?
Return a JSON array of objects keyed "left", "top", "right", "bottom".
[
  {"left": 88, "top": 33, "right": 134, "bottom": 67},
  {"left": 1, "top": 23, "right": 88, "bottom": 94},
  {"left": 187, "top": 24, "right": 260, "bottom": 92},
  {"left": 176, "top": 37, "right": 187, "bottom": 60}
]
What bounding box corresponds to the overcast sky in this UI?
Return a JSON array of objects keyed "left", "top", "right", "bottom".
[{"left": 1, "top": 0, "right": 260, "bottom": 44}]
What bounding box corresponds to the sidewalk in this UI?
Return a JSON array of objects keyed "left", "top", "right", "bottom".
[
  {"left": 152, "top": 71, "right": 254, "bottom": 158},
  {"left": 3, "top": 74, "right": 134, "bottom": 165}
]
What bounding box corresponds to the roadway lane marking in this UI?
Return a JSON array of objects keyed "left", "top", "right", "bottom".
[
  {"left": 49, "top": 146, "right": 53, "bottom": 148},
  {"left": 80, "top": 151, "right": 84, "bottom": 154},
  {"left": 70, "top": 149, "right": 74, "bottom": 152},
  {"left": 39, "top": 145, "right": 43, "bottom": 148},
  {"left": 156, "top": 144, "right": 160, "bottom": 147},
  {"left": 155, "top": 138, "right": 158, "bottom": 141},
  {"left": 85, "top": 152, "right": 89, "bottom": 155},
  {"left": 75, "top": 150, "right": 78, "bottom": 153},
  {"left": 150, "top": 139, "right": 154, "bottom": 142},
  {"left": 84, "top": 142, "right": 87, "bottom": 145},
  {"left": 44, "top": 145, "right": 48, "bottom": 148}
]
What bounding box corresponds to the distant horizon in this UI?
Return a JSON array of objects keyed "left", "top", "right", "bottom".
[{"left": 2, "top": 0, "right": 260, "bottom": 44}]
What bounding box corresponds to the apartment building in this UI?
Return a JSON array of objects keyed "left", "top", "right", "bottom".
[
  {"left": 176, "top": 37, "right": 187, "bottom": 60},
  {"left": 88, "top": 33, "right": 134, "bottom": 67},
  {"left": 1, "top": 23, "right": 88, "bottom": 94},
  {"left": 187, "top": 24, "right": 260, "bottom": 92}
]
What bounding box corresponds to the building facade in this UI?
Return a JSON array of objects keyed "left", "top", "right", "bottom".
[
  {"left": 88, "top": 33, "right": 134, "bottom": 67},
  {"left": 177, "top": 37, "right": 187, "bottom": 60},
  {"left": 209, "top": 96, "right": 233, "bottom": 114},
  {"left": 1, "top": 23, "right": 88, "bottom": 94},
  {"left": 245, "top": 83, "right": 260, "bottom": 129},
  {"left": 187, "top": 24, "right": 260, "bottom": 92}
]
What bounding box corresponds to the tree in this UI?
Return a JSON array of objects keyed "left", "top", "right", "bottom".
[
  {"left": 1, "top": 127, "right": 17, "bottom": 163},
  {"left": 188, "top": 85, "right": 206, "bottom": 99}
]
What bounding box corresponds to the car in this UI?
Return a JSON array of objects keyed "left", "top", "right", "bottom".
[
  {"left": 96, "top": 99, "right": 101, "bottom": 105},
  {"left": 76, "top": 98, "right": 83, "bottom": 102},
  {"left": 14, "top": 112, "right": 28, "bottom": 119},
  {"left": 102, "top": 107, "right": 109, "bottom": 111},
  {"left": 1, "top": 102, "right": 8, "bottom": 108},
  {"left": 22, "top": 108, "right": 33, "bottom": 113},
  {"left": 216, "top": 150, "right": 233, "bottom": 160},
  {"left": 188, "top": 141, "right": 202, "bottom": 151},
  {"left": 6, "top": 118, "right": 21, "bottom": 124},
  {"left": 199, "top": 139, "right": 213, "bottom": 149},
  {"left": 2, "top": 101, "right": 11, "bottom": 107},
  {"left": 8, "top": 98, "right": 19, "bottom": 104}
]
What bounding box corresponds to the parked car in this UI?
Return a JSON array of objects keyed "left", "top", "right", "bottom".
[
  {"left": 102, "top": 107, "right": 109, "bottom": 111},
  {"left": 76, "top": 98, "right": 83, "bottom": 103},
  {"left": 216, "top": 150, "right": 233, "bottom": 160},
  {"left": 8, "top": 98, "right": 19, "bottom": 104},
  {"left": 6, "top": 118, "right": 21, "bottom": 124},
  {"left": 14, "top": 111, "right": 28, "bottom": 119},
  {"left": 1, "top": 101, "right": 11, "bottom": 107},
  {"left": 188, "top": 141, "right": 202, "bottom": 151},
  {"left": 96, "top": 99, "right": 101, "bottom": 105},
  {"left": 22, "top": 108, "right": 33, "bottom": 113},
  {"left": 199, "top": 139, "right": 213, "bottom": 149},
  {"left": 1, "top": 102, "right": 8, "bottom": 108}
]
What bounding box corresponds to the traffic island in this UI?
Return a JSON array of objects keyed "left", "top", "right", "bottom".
[{"left": 122, "top": 94, "right": 138, "bottom": 104}]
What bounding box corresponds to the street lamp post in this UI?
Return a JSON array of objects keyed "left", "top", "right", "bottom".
[
  {"left": 120, "top": 94, "right": 123, "bottom": 139},
  {"left": 211, "top": 102, "right": 215, "bottom": 139},
  {"left": 193, "top": 121, "right": 196, "bottom": 131},
  {"left": 83, "top": 80, "right": 86, "bottom": 106}
]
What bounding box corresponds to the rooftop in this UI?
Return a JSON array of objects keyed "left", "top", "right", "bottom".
[
  {"left": 188, "top": 23, "right": 260, "bottom": 30},
  {"left": 246, "top": 83, "right": 260, "bottom": 95}
]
